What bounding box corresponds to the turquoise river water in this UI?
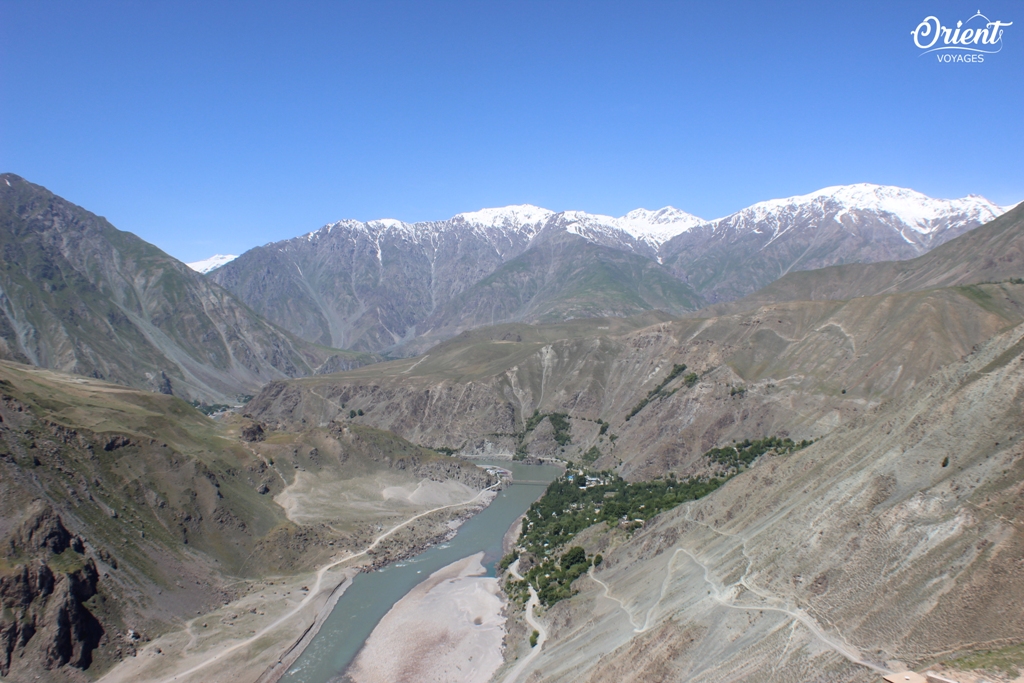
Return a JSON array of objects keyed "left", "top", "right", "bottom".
[{"left": 278, "top": 460, "right": 562, "bottom": 683}]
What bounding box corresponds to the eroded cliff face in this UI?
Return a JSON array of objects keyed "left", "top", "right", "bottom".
[
  {"left": 495, "top": 318, "right": 1024, "bottom": 683},
  {"left": 246, "top": 282, "right": 1024, "bottom": 480},
  {"left": 0, "top": 366, "right": 311, "bottom": 679},
  {"left": 0, "top": 502, "right": 104, "bottom": 676},
  {"left": 0, "top": 359, "right": 506, "bottom": 681}
]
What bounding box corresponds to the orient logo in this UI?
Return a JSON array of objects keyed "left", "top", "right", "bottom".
[{"left": 911, "top": 10, "right": 1012, "bottom": 63}]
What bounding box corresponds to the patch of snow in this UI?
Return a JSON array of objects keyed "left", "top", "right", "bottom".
[
  {"left": 187, "top": 254, "right": 239, "bottom": 273},
  {"left": 555, "top": 207, "right": 705, "bottom": 249}
]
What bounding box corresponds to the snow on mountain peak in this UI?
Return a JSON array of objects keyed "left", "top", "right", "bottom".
[
  {"left": 187, "top": 254, "right": 238, "bottom": 274},
  {"left": 617, "top": 207, "right": 705, "bottom": 241},
  {"left": 455, "top": 204, "right": 555, "bottom": 229},
  {"left": 368, "top": 218, "right": 406, "bottom": 229},
  {"left": 262, "top": 185, "right": 1011, "bottom": 261},
  {"left": 728, "top": 183, "right": 1006, "bottom": 235},
  {"left": 554, "top": 206, "right": 705, "bottom": 247}
]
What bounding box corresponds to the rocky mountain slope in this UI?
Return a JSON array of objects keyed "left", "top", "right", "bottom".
[
  {"left": 246, "top": 275, "right": 1024, "bottom": 481},
  {"left": 709, "top": 201, "right": 1024, "bottom": 313},
  {"left": 397, "top": 229, "right": 704, "bottom": 356},
  {"left": 3, "top": 170, "right": 1014, "bottom": 680},
  {"left": 208, "top": 204, "right": 703, "bottom": 353},
  {"left": 660, "top": 183, "right": 1008, "bottom": 304},
  {"left": 232, "top": 189, "right": 1024, "bottom": 682},
  {"left": 0, "top": 359, "right": 492, "bottom": 681},
  {"left": 209, "top": 185, "right": 1006, "bottom": 355},
  {"left": 243, "top": 199, "right": 1024, "bottom": 482},
  {"left": 0, "top": 174, "right": 372, "bottom": 402},
  {"left": 498, "top": 311, "right": 1024, "bottom": 683}
]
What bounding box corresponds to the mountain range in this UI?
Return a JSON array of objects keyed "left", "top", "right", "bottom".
[
  {"left": 247, "top": 205, "right": 1024, "bottom": 480},
  {"left": 241, "top": 200, "right": 1024, "bottom": 682},
  {"left": 2, "top": 174, "right": 1006, "bottom": 389},
  {"left": 0, "top": 174, "right": 372, "bottom": 403},
  {"left": 207, "top": 184, "right": 1008, "bottom": 354},
  {"left": 1, "top": 170, "right": 1023, "bottom": 682}
]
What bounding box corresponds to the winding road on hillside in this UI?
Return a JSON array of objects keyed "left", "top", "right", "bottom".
[
  {"left": 588, "top": 566, "right": 643, "bottom": 631},
  {"left": 672, "top": 547, "right": 890, "bottom": 674},
  {"left": 586, "top": 528, "right": 892, "bottom": 676},
  {"left": 502, "top": 559, "right": 548, "bottom": 683},
  {"left": 152, "top": 481, "right": 501, "bottom": 683}
]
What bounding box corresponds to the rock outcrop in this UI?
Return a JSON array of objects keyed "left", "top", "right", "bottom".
[{"left": 0, "top": 502, "right": 103, "bottom": 675}]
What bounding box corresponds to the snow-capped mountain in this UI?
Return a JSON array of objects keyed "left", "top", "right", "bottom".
[
  {"left": 299, "top": 203, "right": 701, "bottom": 256},
  {"left": 453, "top": 204, "right": 555, "bottom": 231},
  {"left": 208, "top": 203, "right": 708, "bottom": 351},
  {"left": 209, "top": 184, "right": 1012, "bottom": 352},
  {"left": 658, "top": 184, "right": 1009, "bottom": 303},
  {"left": 618, "top": 207, "right": 705, "bottom": 240},
  {"left": 709, "top": 183, "right": 1003, "bottom": 239},
  {"left": 550, "top": 207, "right": 704, "bottom": 260},
  {"left": 187, "top": 254, "right": 238, "bottom": 274}
]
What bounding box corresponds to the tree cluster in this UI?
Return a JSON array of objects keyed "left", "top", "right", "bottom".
[
  {"left": 625, "top": 363, "right": 689, "bottom": 421},
  {"left": 705, "top": 436, "right": 811, "bottom": 472},
  {"left": 501, "top": 433, "right": 812, "bottom": 606}
]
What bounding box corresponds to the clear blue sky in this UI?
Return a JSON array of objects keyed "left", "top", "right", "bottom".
[{"left": 2, "top": 0, "right": 1022, "bottom": 261}]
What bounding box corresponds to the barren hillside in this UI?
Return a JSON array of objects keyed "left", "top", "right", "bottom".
[
  {"left": 496, "top": 317, "right": 1024, "bottom": 682},
  {"left": 247, "top": 282, "right": 1024, "bottom": 480}
]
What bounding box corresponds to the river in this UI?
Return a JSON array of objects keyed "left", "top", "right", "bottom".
[{"left": 278, "top": 459, "right": 563, "bottom": 683}]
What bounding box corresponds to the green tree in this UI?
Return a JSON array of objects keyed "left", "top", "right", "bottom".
[{"left": 561, "top": 546, "right": 587, "bottom": 571}]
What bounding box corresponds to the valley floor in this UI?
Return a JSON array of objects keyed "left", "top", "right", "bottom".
[
  {"left": 96, "top": 485, "right": 498, "bottom": 683},
  {"left": 346, "top": 552, "right": 505, "bottom": 683}
]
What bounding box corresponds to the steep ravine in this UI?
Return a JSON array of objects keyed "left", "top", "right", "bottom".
[{"left": 247, "top": 282, "right": 1024, "bottom": 480}]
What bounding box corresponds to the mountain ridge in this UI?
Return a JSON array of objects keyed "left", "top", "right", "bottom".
[
  {"left": 658, "top": 183, "right": 1007, "bottom": 304},
  {"left": 0, "top": 174, "right": 371, "bottom": 402},
  {"left": 208, "top": 183, "right": 1008, "bottom": 354},
  {"left": 706, "top": 201, "right": 1024, "bottom": 315}
]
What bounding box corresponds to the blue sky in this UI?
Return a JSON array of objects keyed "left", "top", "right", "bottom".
[{"left": 2, "top": 1, "right": 1022, "bottom": 261}]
